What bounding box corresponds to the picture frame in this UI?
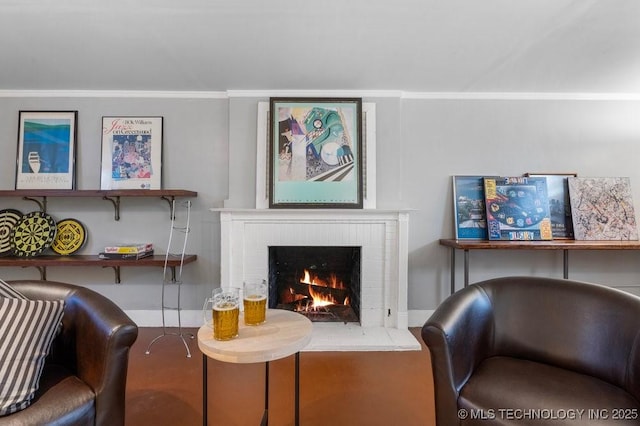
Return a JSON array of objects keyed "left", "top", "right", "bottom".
[
  {"left": 568, "top": 176, "right": 639, "bottom": 241},
  {"left": 268, "top": 98, "right": 363, "bottom": 208},
  {"left": 100, "top": 116, "right": 163, "bottom": 190},
  {"left": 525, "top": 172, "right": 577, "bottom": 239},
  {"left": 452, "top": 175, "right": 496, "bottom": 239},
  {"left": 16, "top": 111, "right": 78, "bottom": 190}
]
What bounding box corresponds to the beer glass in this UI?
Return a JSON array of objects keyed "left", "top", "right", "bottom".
[
  {"left": 243, "top": 280, "right": 267, "bottom": 325},
  {"left": 203, "top": 287, "right": 240, "bottom": 340}
]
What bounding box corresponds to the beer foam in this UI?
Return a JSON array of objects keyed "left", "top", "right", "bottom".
[
  {"left": 245, "top": 294, "right": 267, "bottom": 301},
  {"left": 214, "top": 302, "right": 238, "bottom": 311}
]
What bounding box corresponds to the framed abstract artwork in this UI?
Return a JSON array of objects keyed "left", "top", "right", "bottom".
[
  {"left": 15, "top": 111, "right": 78, "bottom": 190},
  {"left": 568, "top": 177, "right": 638, "bottom": 240},
  {"left": 268, "top": 98, "right": 363, "bottom": 208},
  {"left": 100, "top": 116, "right": 163, "bottom": 190}
]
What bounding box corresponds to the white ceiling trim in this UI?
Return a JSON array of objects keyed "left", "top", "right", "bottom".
[
  {"left": 1, "top": 89, "right": 640, "bottom": 101},
  {"left": 0, "top": 90, "right": 229, "bottom": 99}
]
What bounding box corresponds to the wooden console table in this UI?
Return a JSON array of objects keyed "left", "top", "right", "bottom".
[{"left": 439, "top": 239, "right": 640, "bottom": 294}]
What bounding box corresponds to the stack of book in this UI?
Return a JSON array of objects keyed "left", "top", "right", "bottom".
[{"left": 99, "top": 243, "right": 154, "bottom": 260}]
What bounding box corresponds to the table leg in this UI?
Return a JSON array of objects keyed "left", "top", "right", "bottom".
[
  {"left": 295, "top": 352, "right": 300, "bottom": 426},
  {"left": 450, "top": 247, "right": 456, "bottom": 295},
  {"left": 563, "top": 249, "right": 569, "bottom": 279},
  {"left": 464, "top": 249, "right": 470, "bottom": 287},
  {"left": 261, "top": 362, "right": 269, "bottom": 426},
  {"left": 202, "top": 354, "right": 208, "bottom": 426}
]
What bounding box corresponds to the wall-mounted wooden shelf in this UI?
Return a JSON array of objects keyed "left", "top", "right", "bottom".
[
  {"left": 0, "top": 189, "right": 199, "bottom": 282},
  {"left": 0, "top": 254, "right": 197, "bottom": 284},
  {"left": 0, "top": 189, "right": 198, "bottom": 220}
]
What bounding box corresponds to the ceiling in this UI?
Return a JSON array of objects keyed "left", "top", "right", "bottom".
[{"left": 1, "top": 0, "right": 639, "bottom": 93}]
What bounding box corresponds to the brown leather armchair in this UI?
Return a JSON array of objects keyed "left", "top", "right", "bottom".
[
  {"left": 0, "top": 280, "right": 138, "bottom": 426},
  {"left": 422, "top": 276, "right": 640, "bottom": 425}
]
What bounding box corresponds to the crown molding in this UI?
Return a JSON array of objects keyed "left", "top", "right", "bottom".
[
  {"left": 1, "top": 89, "right": 639, "bottom": 101},
  {"left": 226, "top": 89, "right": 403, "bottom": 98},
  {"left": 0, "top": 90, "right": 228, "bottom": 99},
  {"left": 401, "top": 91, "right": 640, "bottom": 101}
]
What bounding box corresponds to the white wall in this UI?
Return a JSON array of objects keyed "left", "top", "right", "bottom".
[{"left": 1, "top": 92, "right": 640, "bottom": 326}]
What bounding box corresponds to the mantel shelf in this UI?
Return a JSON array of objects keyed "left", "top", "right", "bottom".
[
  {"left": 0, "top": 189, "right": 198, "bottom": 220},
  {"left": 0, "top": 254, "right": 197, "bottom": 284}
]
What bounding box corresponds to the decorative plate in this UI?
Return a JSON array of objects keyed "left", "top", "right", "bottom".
[
  {"left": 10, "top": 211, "right": 57, "bottom": 257},
  {"left": 0, "top": 209, "right": 23, "bottom": 257},
  {"left": 51, "top": 218, "right": 87, "bottom": 255}
]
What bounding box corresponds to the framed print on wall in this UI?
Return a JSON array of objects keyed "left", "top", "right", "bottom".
[
  {"left": 269, "top": 98, "right": 363, "bottom": 208},
  {"left": 15, "top": 111, "right": 78, "bottom": 190},
  {"left": 100, "top": 116, "right": 163, "bottom": 190}
]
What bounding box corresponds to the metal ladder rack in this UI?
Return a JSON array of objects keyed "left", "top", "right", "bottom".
[{"left": 145, "top": 199, "right": 193, "bottom": 357}]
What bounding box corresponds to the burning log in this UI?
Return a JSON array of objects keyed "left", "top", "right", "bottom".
[{"left": 287, "top": 280, "right": 349, "bottom": 305}]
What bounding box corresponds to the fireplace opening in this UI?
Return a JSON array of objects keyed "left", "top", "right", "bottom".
[{"left": 268, "top": 246, "right": 361, "bottom": 323}]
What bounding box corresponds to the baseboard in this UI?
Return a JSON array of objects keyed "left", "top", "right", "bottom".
[{"left": 126, "top": 309, "right": 435, "bottom": 328}]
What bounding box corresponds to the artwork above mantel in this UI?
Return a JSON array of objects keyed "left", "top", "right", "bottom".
[{"left": 255, "top": 101, "right": 377, "bottom": 209}]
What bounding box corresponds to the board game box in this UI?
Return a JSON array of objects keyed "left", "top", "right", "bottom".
[{"left": 483, "top": 176, "right": 553, "bottom": 241}]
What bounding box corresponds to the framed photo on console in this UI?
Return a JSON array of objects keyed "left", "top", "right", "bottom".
[
  {"left": 100, "top": 116, "right": 163, "bottom": 190},
  {"left": 268, "top": 98, "right": 363, "bottom": 208},
  {"left": 525, "top": 172, "right": 576, "bottom": 239},
  {"left": 15, "top": 111, "right": 78, "bottom": 190}
]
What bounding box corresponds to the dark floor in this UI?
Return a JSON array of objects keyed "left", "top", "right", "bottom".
[{"left": 126, "top": 327, "right": 435, "bottom": 426}]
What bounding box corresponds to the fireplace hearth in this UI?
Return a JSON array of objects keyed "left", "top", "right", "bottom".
[
  {"left": 269, "top": 246, "right": 361, "bottom": 323},
  {"left": 214, "top": 208, "right": 419, "bottom": 350}
]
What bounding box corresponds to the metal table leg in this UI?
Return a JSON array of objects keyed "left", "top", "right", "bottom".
[
  {"left": 295, "top": 352, "right": 300, "bottom": 426},
  {"left": 464, "top": 249, "right": 470, "bottom": 287},
  {"left": 202, "top": 354, "right": 208, "bottom": 426},
  {"left": 261, "top": 362, "right": 269, "bottom": 426},
  {"left": 450, "top": 247, "right": 456, "bottom": 295}
]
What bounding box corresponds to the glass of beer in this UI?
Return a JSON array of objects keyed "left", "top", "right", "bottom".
[
  {"left": 243, "top": 280, "right": 267, "bottom": 326},
  {"left": 203, "top": 287, "right": 240, "bottom": 340}
]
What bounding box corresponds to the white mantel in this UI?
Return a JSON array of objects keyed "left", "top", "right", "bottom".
[{"left": 211, "top": 208, "right": 419, "bottom": 350}]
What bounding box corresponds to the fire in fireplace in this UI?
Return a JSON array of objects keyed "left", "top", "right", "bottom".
[{"left": 268, "top": 246, "right": 361, "bottom": 323}]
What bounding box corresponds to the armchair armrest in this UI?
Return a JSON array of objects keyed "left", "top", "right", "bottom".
[
  {"left": 65, "top": 288, "right": 138, "bottom": 426},
  {"left": 421, "top": 285, "right": 494, "bottom": 425},
  {"left": 8, "top": 280, "right": 138, "bottom": 426}
]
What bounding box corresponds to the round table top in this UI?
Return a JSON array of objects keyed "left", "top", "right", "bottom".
[{"left": 197, "top": 309, "right": 313, "bottom": 364}]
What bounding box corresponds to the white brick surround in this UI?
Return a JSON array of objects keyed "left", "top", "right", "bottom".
[{"left": 213, "top": 208, "right": 419, "bottom": 350}]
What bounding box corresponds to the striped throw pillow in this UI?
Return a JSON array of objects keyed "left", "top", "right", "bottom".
[
  {"left": 0, "top": 297, "right": 65, "bottom": 416},
  {"left": 0, "top": 279, "right": 27, "bottom": 299}
]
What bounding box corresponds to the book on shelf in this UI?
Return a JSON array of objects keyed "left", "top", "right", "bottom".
[
  {"left": 483, "top": 176, "right": 553, "bottom": 241},
  {"left": 103, "top": 243, "right": 153, "bottom": 254},
  {"left": 98, "top": 249, "right": 154, "bottom": 260}
]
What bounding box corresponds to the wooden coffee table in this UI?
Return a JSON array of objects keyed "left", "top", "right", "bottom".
[{"left": 198, "top": 309, "right": 312, "bottom": 425}]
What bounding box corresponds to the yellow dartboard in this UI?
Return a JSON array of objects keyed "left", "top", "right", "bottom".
[
  {"left": 52, "top": 218, "right": 87, "bottom": 255},
  {"left": 10, "top": 211, "right": 57, "bottom": 257}
]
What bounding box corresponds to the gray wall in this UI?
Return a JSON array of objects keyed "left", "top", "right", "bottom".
[{"left": 1, "top": 93, "right": 639, "bottom": 324}]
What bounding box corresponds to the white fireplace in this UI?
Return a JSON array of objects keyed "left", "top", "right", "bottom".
[{"left": 212, "top": 208, "right": 420, "bottom": 351}]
